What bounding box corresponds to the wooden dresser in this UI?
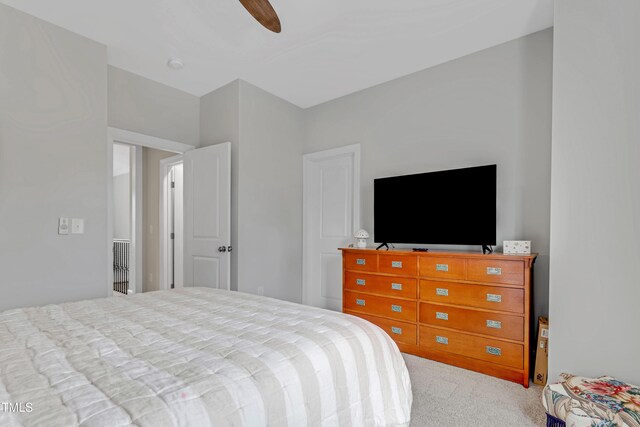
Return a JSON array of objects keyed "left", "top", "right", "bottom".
[{"left": 340, "top": 248, "right": 537, "bottom": 387}]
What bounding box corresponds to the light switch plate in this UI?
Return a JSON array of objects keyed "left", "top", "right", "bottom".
[
  {"left": 71, "top": 218, "right": 84, "bottom": 234},
  {"left": 58, "top": 218, "right": 69, "bottom": 235}
]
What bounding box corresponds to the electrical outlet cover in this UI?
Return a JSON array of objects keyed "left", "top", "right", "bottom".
[{"left": 71, "top": 218, "right": 84, "bottom": 234}]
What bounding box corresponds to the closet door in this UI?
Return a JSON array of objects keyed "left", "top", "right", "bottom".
[{"left": 303, "top": 145, "right": 360, "bottom": 310}]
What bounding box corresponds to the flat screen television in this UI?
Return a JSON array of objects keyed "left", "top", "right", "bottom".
[{"left": 374, "top": 165, "right": 496, "bottom": 246}]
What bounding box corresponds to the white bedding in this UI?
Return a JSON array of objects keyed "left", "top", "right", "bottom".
[{"left": 0, "top": 288, "right": 412, "bottom": 426}]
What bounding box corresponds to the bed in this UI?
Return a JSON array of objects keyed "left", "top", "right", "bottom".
[{"left": 0, "top": 288, "right": 412, "bottom": 426}]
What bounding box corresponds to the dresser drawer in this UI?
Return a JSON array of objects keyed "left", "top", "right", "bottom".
[
  {"left": 344, "top": 252, "right": 377, "bottom": 272},
  {"left": 345, "top": 272, "right": 417, "bottom": 299},
  {"left": 419, "top": 303, "right": 524, "bottom": 341},
  {"left": 378, "top": 254, "right": 418, "bottom": 276},
  {"left": 420, "top": 326, "right": 523, "bottom": 369},
  {"left": 419, "top": 256, "right": 466, "bottom": 280},
  {"left": 419, "top": 280, "right": 524, "bottom": 314},
  {"left": 467, "top": 259, "right": 524, "bottom": 285},
  {"left": 346, "top": 311, "right": 417, "bottom": 345},
  {"left": 343, "top": 291, "right": 417, "bottom": 322}
]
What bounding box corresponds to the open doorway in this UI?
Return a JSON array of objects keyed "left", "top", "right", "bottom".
[
  {"left": 142, "top": 147, "right": 181, "bottom": 292},
  {"left": 108, "top": 128, "right": 232, "bottom": 296},
  {"left": 109, "top": 140, "right": 184, "bottom": 295},
  {"left": 112, "top": 143, "right": 133, "bottom": 295}
]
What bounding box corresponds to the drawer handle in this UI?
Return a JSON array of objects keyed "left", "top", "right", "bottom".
[
  {"left": 436, "top": 312, "right": 449, "bottom": 321},
  {"left": 356, "top": 299, "right": 365, "bottom": 306},
  {"left": 486, "top": 346, "right": 502, "bottom": 356},
  {"left": 486, "top": 267, "right": 502, "bottom": 275},
  {"left": 436, "top": 288, "right": 449, "bottom": 296},
  {"left": 391, "top": 305, "right": 402, "bottom": 313},
  {"left": 436, "top": 336, "right": 449, "bottom": 345},
  {"left": 391, "top": 283, "right": 403, "bottom": 291},
  {"left": 486, "top": 293, "right": 502, "bottom": 303},
  {"left": 391, "top": 326, "right": 403, "bottom": 335},
  {"left": 356, "top": 279, "right": 366, "bottom": 286},
  {"left": 356, "top": 258, "right": 366, "bottom": 265},
  {"left": 436, "top": 263, "right": 449, "bottom": 272},
  {"left": 391, "top": 261, "right": 403, "bottom": 268},
  {"left": 486, "top": 320, "right": 502, "bottom": 329}
]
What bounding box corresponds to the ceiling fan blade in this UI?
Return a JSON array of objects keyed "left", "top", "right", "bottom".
[{"left": 238, "top": 0, "right": 281, "bottom": 33}]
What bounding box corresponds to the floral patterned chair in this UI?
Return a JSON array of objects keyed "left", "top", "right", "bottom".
[{"left": 543, "top": 373, "right": 640, "bottom": 427}]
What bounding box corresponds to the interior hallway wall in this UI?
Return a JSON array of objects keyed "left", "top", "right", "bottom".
[
  {"left": 142, "top": 147, "right": 175, "bottom": 292},
  {"left": 113, "top": 173, "right": 130, "bottom": 239}
]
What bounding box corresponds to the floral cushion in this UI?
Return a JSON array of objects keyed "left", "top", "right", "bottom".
[{"left": 543, "top": 373, "right": 640, "bottom": 427}]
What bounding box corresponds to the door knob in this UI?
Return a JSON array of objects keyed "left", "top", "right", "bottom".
[
  {"left": 218, "top": 246, "right": 227, "bottom": 253},
  {"left": 227, "top": 246, "right": 233, "bottom": 252}
]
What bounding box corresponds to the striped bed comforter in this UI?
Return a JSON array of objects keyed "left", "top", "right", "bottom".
[{"left": 0, "top": 288, "right": 412, "bottom": 426}]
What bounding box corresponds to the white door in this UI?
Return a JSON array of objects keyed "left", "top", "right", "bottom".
[
  {"left": 303, "top": 145, "right": 360, "bottom": 310},
  {"left": 184, "top": 142, "right": 231, "bottom": 290}
]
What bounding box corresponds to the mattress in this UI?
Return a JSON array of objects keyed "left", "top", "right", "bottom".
[{"left": 0, "top": 288, "right": 412, "bottom": 426}]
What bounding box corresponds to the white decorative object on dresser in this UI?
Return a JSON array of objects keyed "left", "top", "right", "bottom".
[
  {"left": 503, "top": 240, "right": 532, "bottom": 255},
  {"left": 353, "top": 229, "right": 370, "bottom": 248}
]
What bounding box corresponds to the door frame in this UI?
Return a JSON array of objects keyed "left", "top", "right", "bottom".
[
  {"left": 107, "top": 127, "right": 194, "bottom": 296},
  {"left": 159, "top": 155, "right": 184, "bottom": 291},
  {"left": 302, "top": 144, "right": 361, "bottom": 307}
]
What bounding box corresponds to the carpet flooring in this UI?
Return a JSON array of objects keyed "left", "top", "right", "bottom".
[{"left": 403, "top": 353, "right": 546, "bottom": 426}]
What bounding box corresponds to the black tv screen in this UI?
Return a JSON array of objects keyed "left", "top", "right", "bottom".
[{"left": 374, "top": 165, "right": 497, "bottom": 246}]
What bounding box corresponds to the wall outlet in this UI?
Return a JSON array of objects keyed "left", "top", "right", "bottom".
[
  {"left": 257, "top": 286, "right": 264, "bottom": 296},
  {"left": 58, "top": 218, "right": 69, "bottom": 235},
  {"left": 71, "top": 218, "right": 84, "bottom": 234}
]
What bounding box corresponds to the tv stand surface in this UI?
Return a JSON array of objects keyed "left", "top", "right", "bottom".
[
  {"left": 376, "top": 245, "right": 495, "bottom": 254},
  {"left": 350, "top": 247, "right": 524, "bottom": 259}
]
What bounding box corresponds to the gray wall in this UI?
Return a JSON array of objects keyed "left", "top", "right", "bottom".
[
  {"left": 142, "top": 147, "right": 175, "bottom": 292},
  {"left": 113, "top": 173, "right": 130, "bottom": 239},
  {"left": 237, "top": 81, "right": 305, "bottom": 301},
  {"left": 0, "top": 4, "right": 109, "bottom": 310},
  {"left": 305, "top": 29, "right": 553, "bottom": 330},
  {"left": 200, "top": 80, "right": 241, "bottom": 291},
  {"left": 108, "top": 66, "right": 200, "bottom": 146},
  {"left": 549, "top": 0, "right": 640, "bottom": 384},
  {"left": 199, "top": 80, "right": 305, "bottom": 302}
]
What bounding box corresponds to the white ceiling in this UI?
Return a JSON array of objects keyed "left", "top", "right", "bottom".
[{"left": 2, "top": 0, "right": 553, "bottom": 108}]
